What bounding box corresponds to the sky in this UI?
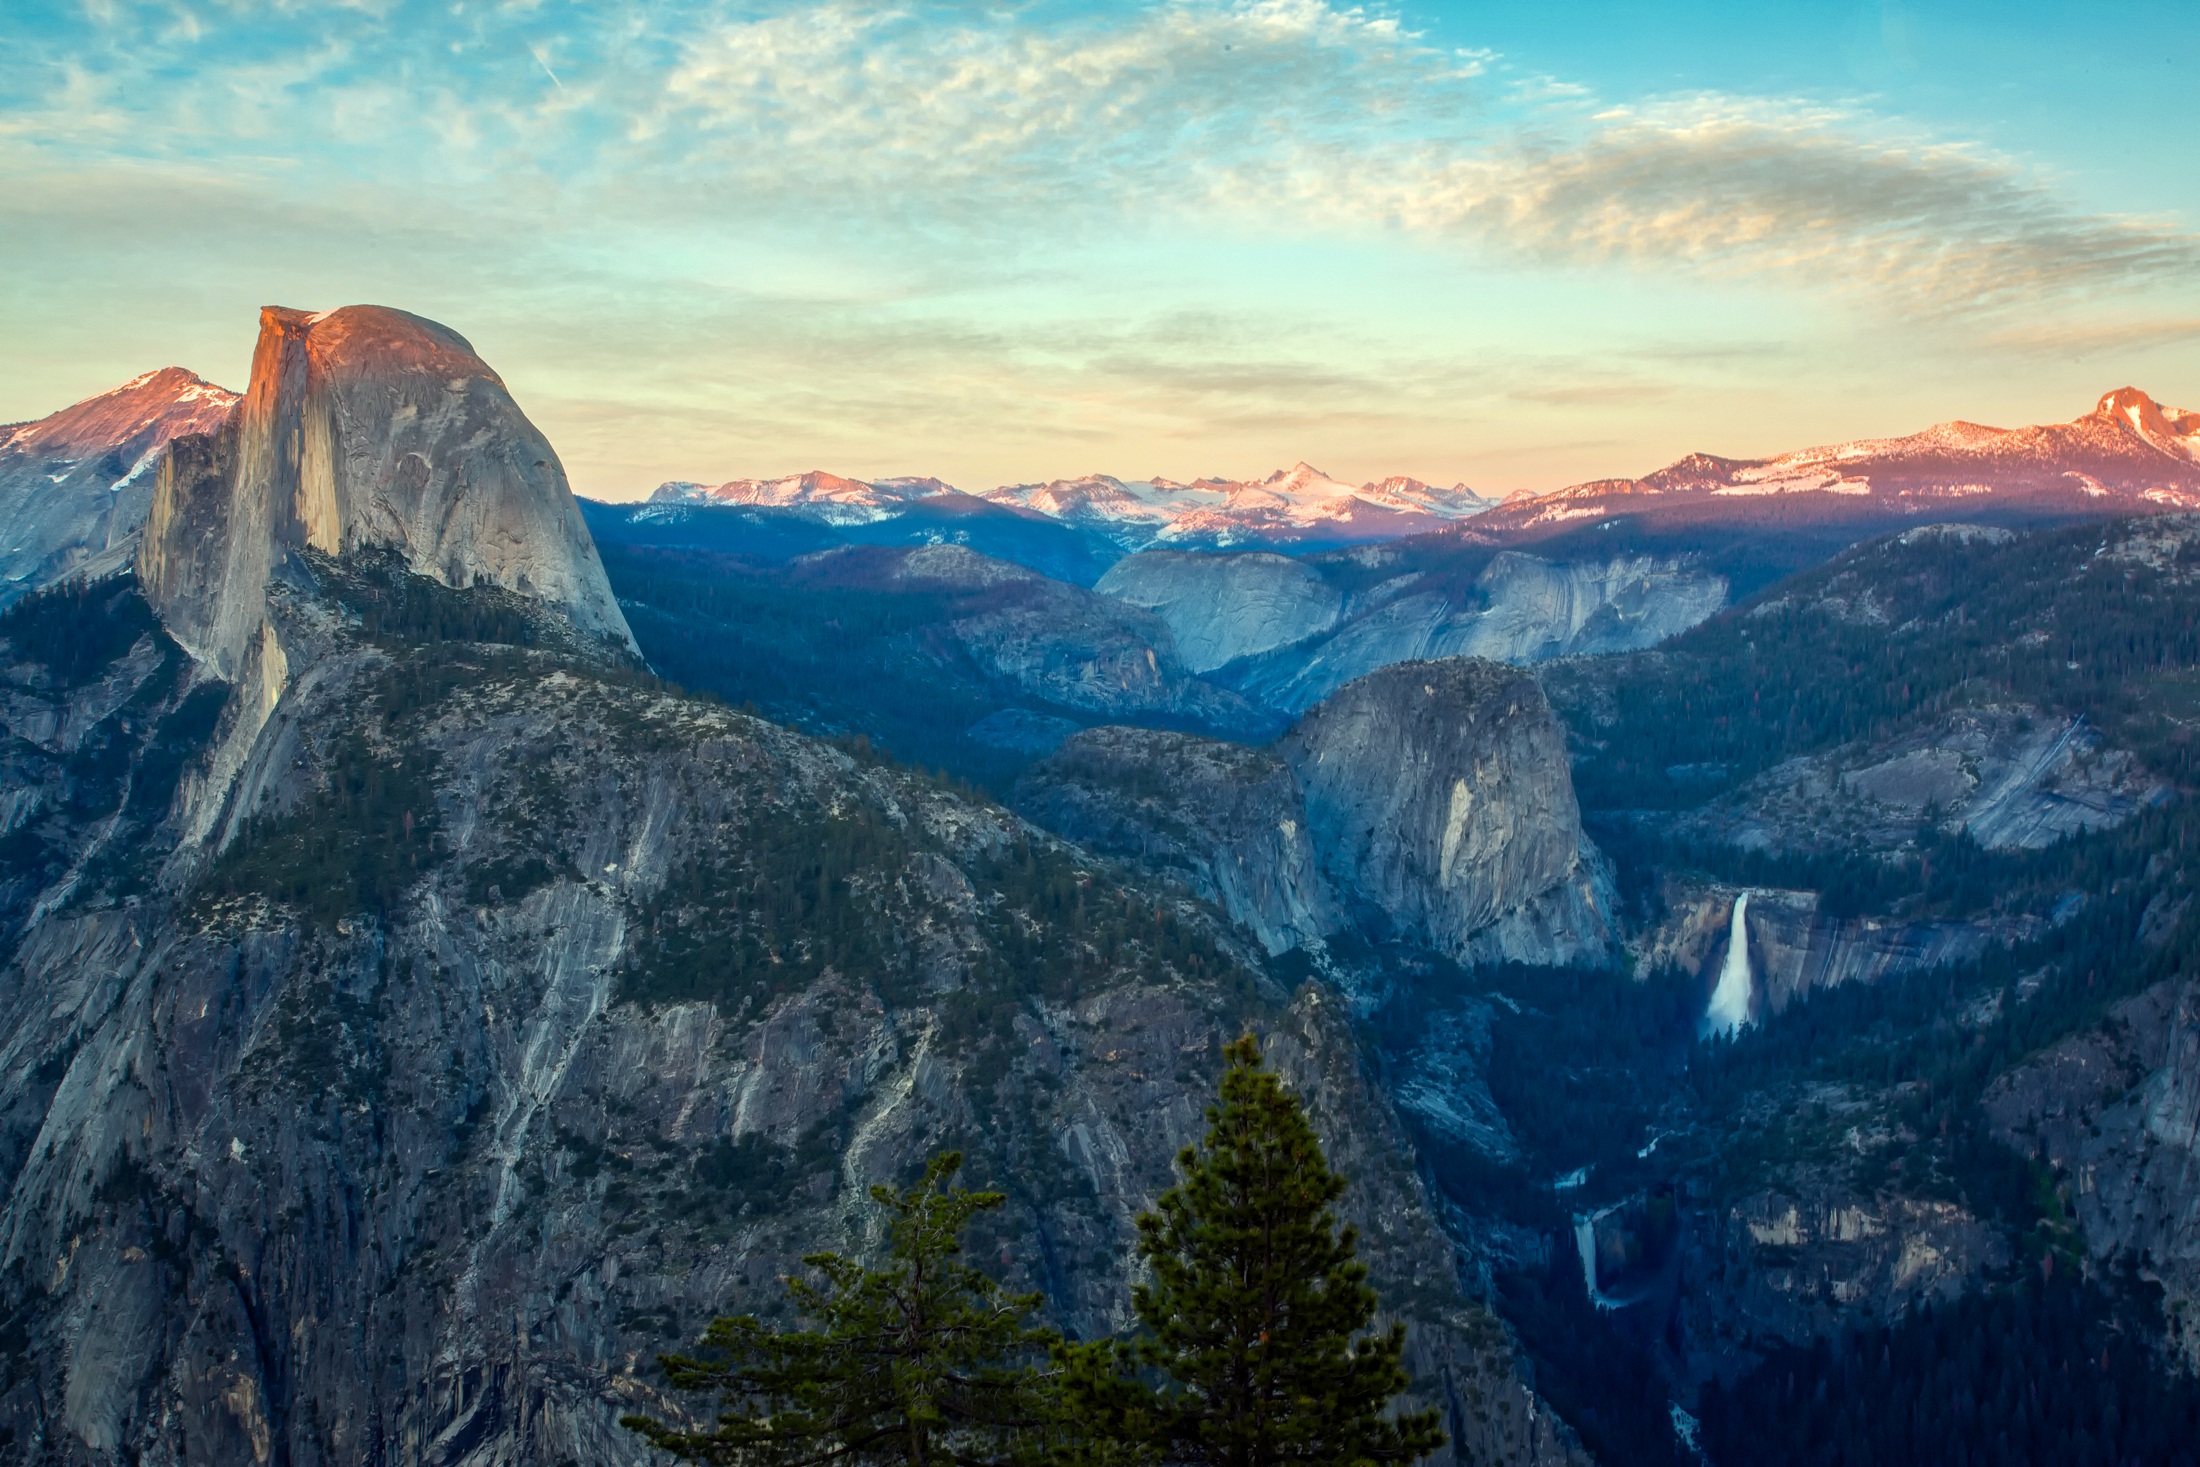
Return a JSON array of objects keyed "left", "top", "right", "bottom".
[{"left": 3, "top": 0, "right": 2196, "bottom": 499}]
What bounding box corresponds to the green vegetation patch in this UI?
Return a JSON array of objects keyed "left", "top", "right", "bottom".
[
  {"left": 0, "top": 575, "right": 160, "bottom": 686},
  {"left": 620, "top": 805, "right": 921, "bottom": 1014},
  {"left": 1699, "top": 1271, "right": 2200, "bottom": 1467},
  {"left": 203, "top": 724, "right": 444, "bottom": 925},
  {"left": 313, "top": 547, "right": 551, "bottom": 651},
  {"left": 1557, "top": 518, "right": 2200, "bottom": 812}
]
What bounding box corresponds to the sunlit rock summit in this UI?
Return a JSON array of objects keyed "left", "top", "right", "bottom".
[{"left": 138, "top": 305, "right": 633, "bottom": 678}]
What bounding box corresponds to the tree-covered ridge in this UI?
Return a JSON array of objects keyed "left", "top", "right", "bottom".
[
  {"left": 1698, "top": 1271, "right": 2200, "bottom": 1467},
  {"left": 1549, "top": 517, "right": 2200, "bottom": 814},
  {"left": 602, "top": 544, "right": 1079, "bottom": 792},
  {"left": 0, "top": 575, "right": 162, "bottom": 687}
]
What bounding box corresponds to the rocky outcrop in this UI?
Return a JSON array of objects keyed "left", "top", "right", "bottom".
[
  {"left": 1013, "top": 727, "right": 1344, "bottom": 956},
  {"left": 1665, "top": 707, "right": 2170, "bottom": 857},
  {"left": 1094, "top": 549, "right": 1343, "bottom": 672},
  {"left": 1691, "top": 1174, "right": 2007, "bottom": 1349},
  {"left": 0, "top": 368, "right": 237, "bottom": 600},
  {"left": 1225, "top": 552, "right": 1726, "bottom": 715},
  {"left": 138, "top": 305, "right": 633, "bottom": 677},
  {"left": 1986, "top": 976, "right": 2200, "bottom": 1368},
  {"left": 1635, "top": 882, "right": 2026, "bottom": 1024},
  {"left": 1281, "top": 659, "right": 1615, "bottom": 967},
  {"left": 1011, "top": 660, "right": 1616, "bottom": 970}
]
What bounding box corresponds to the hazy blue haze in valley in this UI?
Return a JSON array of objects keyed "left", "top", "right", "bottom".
[{"left": 2, "top": 0, "right": 2194, "bottom": 496}]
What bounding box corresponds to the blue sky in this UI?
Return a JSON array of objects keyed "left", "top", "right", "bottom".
[{"left": 4, "top": 0, "right": 2194, "bottom": 498}]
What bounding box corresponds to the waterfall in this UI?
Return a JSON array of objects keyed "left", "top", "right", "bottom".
[
  {"left": 1574, "top": 1212, "right": 1617, "bottom": 1311},
  {"left": 1704, "top": 890, "right": 1753, "bottom": 1036}
]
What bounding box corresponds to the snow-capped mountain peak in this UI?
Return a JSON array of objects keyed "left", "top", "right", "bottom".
[
  {"left": 2093, "top": 386, "right": 2200, "bottom": 462},
  {"left": 650, "top": 471, "right": 964, "bottom": 525},
  {"left": 1477, "top": 385, "right": 2200, "bottom": 531},
  {"left": 1258, "top": 461, "right": 1358, "bottom": 501},
  {"left": 663, "top": 458, "right": 1503, "bottom": 551},
  {"left": 1358, "top": 475, "right": 1498, "bottom": 516}
]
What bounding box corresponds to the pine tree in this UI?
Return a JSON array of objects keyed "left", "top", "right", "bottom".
[
  {"left": 624, "top": 1152, "right": 1064, "bottom": 1467},
  {"left": 1065, "top": 1035, "right": 1445, "bottom": 1467}
]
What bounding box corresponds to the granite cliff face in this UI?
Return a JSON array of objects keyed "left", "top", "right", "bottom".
[
  {"left": 1986, "top": 971, "right": 2200, "bottom": 1369},
  {"left": 1017, "top": 659, "right": 1616, "bottom": 972},
  {"left": 1282, "top": 660, "right": 1615, "bottom": 968},
  {"left": 0, "top": 369, "right": 238, "bottom": 600},
  {"left": 138, "top": 305, "right": 633, "bottom": 678},
  {"left": 1093, "top": 550, "right": 1343, "bottom": 673},
  {"left": 1630, "top": 882, "right": 2045, "bottom": 1025},
  {"left": 1213, "top": 551, "right": 1726, "bottom": 716}
]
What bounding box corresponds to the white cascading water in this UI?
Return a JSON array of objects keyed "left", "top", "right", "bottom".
[
  {"left": 1574, "top": 1211, "right": 1617, "bottom": 1310},
  {"left": 1703, "top": 890, "right": 1753, "bottom": 1036}
]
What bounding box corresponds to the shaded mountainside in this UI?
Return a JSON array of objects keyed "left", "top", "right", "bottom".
[
  {"left": 596, "top": 542, "right": 1278, "bottom": 793},
  {"left": 597, "top": 533, "right": 1731, "bottom": 793},
  {"left": 0, "top": 587, "right": 1576, "bottom": 1467},
  {"left": 0, "top": 370, "right": 237, "bottom": 602},
  {"left": 1010, "top": 728, "right": 1343, "bottom": 959}
]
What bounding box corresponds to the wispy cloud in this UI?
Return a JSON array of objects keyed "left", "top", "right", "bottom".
[
  {"left": 629, "top": 2, "right": 2198, "bottom": 311},
  {"left": 1982, "top": 317, "right": 2200, "bottom": 360},
  {"left": 1331, "top": 97, "right": 2199, "bottom": 310},
  {"left": 10, "top": 0, "right": 2191, "bottom": 313}
]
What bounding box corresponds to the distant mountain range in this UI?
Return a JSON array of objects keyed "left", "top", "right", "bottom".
[
  {"left": 3, "top": 365, "right": 2196, "bottom": 606},
  {"left": 1472, "top": 386, "right": 2200, "bottom": 539},
  {"left": 644, "top": 386, "right": 2200, "bottom": 554},
  {"left": 650, "top": 462, "right": 1499, "bottom": 550}
]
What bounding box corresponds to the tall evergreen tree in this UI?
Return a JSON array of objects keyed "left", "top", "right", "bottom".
[
  {"left": 625, "top": 1152, "right": 1063, "bottom": 1467},
  {"left": 1065, "top": 1036, "right": 1445, "bottom": 1467}
]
